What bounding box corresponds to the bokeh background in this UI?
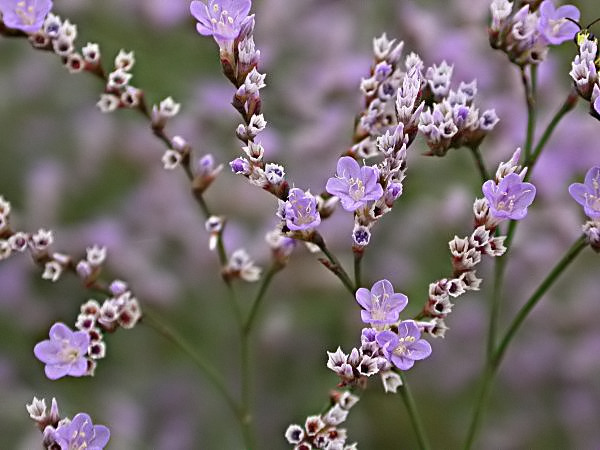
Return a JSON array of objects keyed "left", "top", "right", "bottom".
[{"left": 1, "top": 0, "right": 599, "bottom": 448}]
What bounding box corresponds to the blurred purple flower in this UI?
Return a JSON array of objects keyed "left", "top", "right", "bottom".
[
  {"left": 482, "top": 173, "right": 536, "bottom": 220},
  {"left": 355, "top": 279, "right": 408, "bottom": 326},
  {"left": 283, "top": 188, "right": 320, "bottom": 231},
  {"left": 568, "top": 166, "right": 600, "bottom": 219},
  {"left": 0, "top": 0, "right": 53, "bottom": 32},
  {"left": 53, "top": 413, "right": 110, "bottom": 449},
  {"left": 537, "top": 0, "right": 580, "bottom": 45},
  {"left": 33, "top": 322, "right": 89, "bottom": 380},
  {"left": 376, "top": 321, "right": 432, "bottom": 370},
  {"left": 325, "top": 156, "right": 383, "bottom": 211},
  {"left": 190, "top": 0, "right": 251, "bottom": 42}
]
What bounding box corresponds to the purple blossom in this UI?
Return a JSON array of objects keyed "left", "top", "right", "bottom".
[
  {"left": 34, "top": 322, "right": 90, "bottom": 380},
  {"left": 190, "top": 0, "right": 251, "bottom": 42},
  {"left": 355, "top": 279, "right": 408, "bottom": 326},
  {"left": 376, "top": 321, "right": 432, "bottom": 370},
  {"left": 537, "top": 0, "right": 580, "bottom": 45},
  {"left": 482, "top": 173, "right": 536, "bottom": 220},
  {"left": 52, "top": 413, "right": 110, "bottom": 449},
  {"left": 325, "top": 156, "right": 383, "bottom": 211},
  {"left": 568, "top": 166, "right": 600, "bottom": 219},
  {"left": 283, "top": 188, "right": 321, "bottom": 231},
  {"left": 0, "top": 0, "right": 53, "bottom": 32}
]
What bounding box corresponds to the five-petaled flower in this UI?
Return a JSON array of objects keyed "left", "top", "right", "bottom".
[
  {"left": 568, "top": 165, "right": 600, "bottom": 219},
  {"left": 482, "top": 173, "right": 536, "bottom": 221},
  {"left": 34, "top": 322, "right": 90, "bottom": 380},
  {"left": 0, "top": 0, "right": 53, "bottom": 33},
  {"left": 376, "top": 321, "right": 432, "bottom": 370},
  {"left": 283, "top": 188, "right": 321, "bottom": 231},
  {"left": 190, "top": 0, "right": 251, "bottom": 42},
  {"left": 326, "top": 156, "right": 383, "bottom": 212},
  {"left": 537, "top": 0, "right": 580, "bottom": 46},
  {"left": 51, "top": 413, "right": 110, "bottom": 450},
  {"left": 355, "top": 279, "right": 408, "bottom": 326}
]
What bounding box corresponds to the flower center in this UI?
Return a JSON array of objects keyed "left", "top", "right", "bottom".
[
  {"left": 211, "top": 4, "right": 235, "bottom": 28},
  {"left": 348, "top": 178, "right": 366, "bottom": 201},
  {"left": 15, "top": 1, "right": 35, "bottom": 25},
  {"left": 392, "top": 336, "right": 416, "bottom": 357}
]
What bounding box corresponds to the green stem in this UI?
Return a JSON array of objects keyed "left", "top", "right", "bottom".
[
  {"left": 243, "top": 263, "right": 282, "bottom": 335},
  {"left": 468, "top": 146, "right": 490, "bottom": 183},
  {"left": 316, "top": 239, "right": 355, "bottom": 295},
  {"left": 521, "top": 65, "right": 537, "bottom": 162},
  {"left": 399, "top": 373, "right": 431, "bottom": 450},
  {"left": 524, "top": 89, "right": 579, "bottom": 179},
  {"left": 463, "top": 364, "right": 495, "bottom": 450},
  {"left": 353, "top": 249, "right": 364, "bottom": 290},
  {"left": 493, "top": 235, "right": 587, "bottom": 367}
]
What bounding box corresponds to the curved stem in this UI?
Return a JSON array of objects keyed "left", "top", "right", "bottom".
[
  {"left": 521, "top": 65, "right": 537, "bottom": 162},
  {"left": 524, "top": 89, "right": 579, "bottom": 179},
  {"left": 468, "top": 145, "right": 490, "bottom": 183},
  {"left": 399, "top": 373, "right": 431, "bottom": 450},
  {"left": 315, "top": 237, "right": 355, "bottom": 295},
  {"left": 493, "top": 235, "right": 587, "bottom": 367},
  {"left": 463, "top": 364, "right": 495, "bottom": 450},
  {"left": 244, "top": 262, "right": 282, "bottom": 335}
]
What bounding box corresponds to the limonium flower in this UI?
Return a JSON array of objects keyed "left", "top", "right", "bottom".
[
  {"left": 0, "top": 0, "right": 53, "bottom": 33},
  {"left": 190, "top": 0, "right": 251, "bottom": 42},
  {"left": 376, "top": 321, "right": 432, "bottom": 370},
  {"left": 326, "top": 156, "right": 383, "bottom": 211},
  {"left": 283, "top": 188, "right": 321, "bottom": 231},
  {"left": 537, "top": 0, "right": 580, "bottom": 46},
  {"left": 482, "top": 173, "right": 536, "bottom": 221},
  {"left": 568, "top": 166, "right": 600, "bottom": 219},
  {"left": 51, "top": 413, "right": 110, "bottom": 449},
  {"left": 33, "top": 322, "right": 90, "bottom": 380},
  {"left": 355, "top": 279, "right": 408, "bottom": 326}
]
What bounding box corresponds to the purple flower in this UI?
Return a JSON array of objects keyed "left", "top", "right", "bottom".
[
  {"left": 325, "top": 156, "right": 383, "bottom": 211},
  {"left": 537, "top": 0, "right": 580, "bottom": 45},
  {"left": 376, "top": 321, "right": 432, "bottom": 370},
  {"left": 190, "top": 0, "right": 251, "bottom": 42},
  {"left": 53, "top": 413, "right": 110, "bottom": 449},
  {"left": 0, "top": 0, "right": 53, "bottom": 32},
  {"left": 34, "top": 322, "right": 90, "bottom": 380},
  {"left": 283, "top": 188, "right": 321, "bottom": 231},
  {"left": 482, "top": 173, "right": 536, "bottom": 220},
  {"left": 355, "top": 279, "right": 408, "bottom": 326},
  {"left": 568, "top": 166, "right": 600, "bottom": 219}
]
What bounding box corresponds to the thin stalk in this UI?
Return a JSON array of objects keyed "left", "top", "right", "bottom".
[
  {"left": 316, "top": 239, "right": 355, "bottom": 295},
  {"left": 525, "top": 89, "right": 579, "bottom": 178},
  {"left": 520, "top": 65, "right": 537, "bottom": 161},
  {"left": 353, "top": 249, "right": 364, "bottom": 290},
  {"left": 468, "top": 146, "right": 490, "bottom": 183},
  {"left": 399, "top": 373, "right": 431, "bottom": 450},
  {"left": 493, "top": 235, "right": 587, "bottom": 366},
  {"left": 244, "top": 262, "right": 282, "bottom": 335},
  {"left": 462, "top": 364, "right": 495, "bottom": 450}
]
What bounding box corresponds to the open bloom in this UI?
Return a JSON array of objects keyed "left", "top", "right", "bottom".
[
  {"left": 482, "top": 173, "right": 536, "bottom": 220},
  {"left": 376, "top": 321, "right": 432, "bottom": 370},
  {"left": 190, "top": 0, "right": 251, "bottom": 42},
  {"left": 326, "top": 156, "right": 383, "bottom": 211},
  {"left": 283, "top": 188, "right": 321, "bottom": 231},
  {"left": 568, "top": 166, "right": 600, "bottom": 219},
  {"left": 52, "top": 413, "right": 110, "bottom": 449},
  {"left": 0, "top": 0, "right": 53, "bottom": 32},
  {"left": 34, "top": 323, "right": 90, "bottom": 379},
  {"left": 537, "top": 0, "right": 580, "bottom": 45},
  {"left": 355, "top": 279, "right": 408, "bottom": 326}
]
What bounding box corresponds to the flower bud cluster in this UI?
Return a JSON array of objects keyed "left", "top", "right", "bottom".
[
  {"left": 352, "top": 34, "right": 423, "bottom": 159},
  {"left": 265, "top": 228, "right": 297, "bottom": 267},
  {"left": 570, "top": 37, "right": 600, "bottom": 120},
  {"left": 488, "top": 0, "right": 579, "bottom": 66},
  {"left": 27, "top": 397, "right": 110, "bottom": 449},
  {"left": 284, "top": 391, "right": 359, "bottom": 450},
  {"left": 223, "top": 248, "right": 261, "bottom": 282},
  {"left": 419, "top": 72, "right": 499, "bottom": 156}
]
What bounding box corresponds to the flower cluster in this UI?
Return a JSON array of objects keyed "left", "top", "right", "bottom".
[
  {"left": 327, "top": 280, "right": 432, "bottom": 390},
  {"left": 570, "top": 165, "right": 600, "bottom": 251},
  {"left": 415, "top": 149, "right": 535, "bottom": 332},
  {"left": 285, "top": 391, "right": 359, "bottom": 450},
  {"left": 570, "top": 31, "right": 600, "bottom": 120},
  {"left": 27, "top": 397, "right": 109, "bottom": 449},
  {"left": 489, "top": 0, "right": 579, "bottom": 66}
]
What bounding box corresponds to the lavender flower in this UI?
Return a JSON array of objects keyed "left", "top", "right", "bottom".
[
  {"left": 482, "top": 173, "right": 536, "bottom": 221},
  {"left": 0, "top": 0, "right": 53, "bottom": 33},
  {"left": 325, "top": 157, "right": 383, "bottom": 212},
  {"left": 537, "top": 0, "right": 580, "bottom": 46},
  {"left": 376, "top": 321, "right": 432, "bottom": 370},
  {"left": 283, "top": 188, "right": 321, "bottom": 231},
  {"left": 33, "top": 322, "right": 90, "bottom": 380},
  {"left": 355, "top": 279, "right": 408, "bottom": 326},
  {"left": 568, "top": 166, "right": 600, "bottom": 219},
  {"left": 190, "top": 0, "right": 251, "bottom": 42},
  {"left": 52, "top": 412, "right": 110, "bottom": 449}
]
